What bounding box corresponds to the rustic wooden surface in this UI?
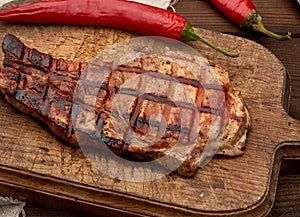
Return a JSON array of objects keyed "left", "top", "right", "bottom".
[{"left": 0, "top": 0, "right": 299, "bottom": 216}]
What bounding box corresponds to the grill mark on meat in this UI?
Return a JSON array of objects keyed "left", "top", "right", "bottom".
[
  {"left": 103, "top": 65, "right": 226, "bottom": 145},
  {"left": 3, "top": 35, "right": 81, "bottom": 139},
  {"left": 117, "top": 88, "right": 223, "bottom": 115},
  {"left": 91, "top": 64, "right": 226, "bottom": 143},
  {"left": 161, "top": 81, "right": 174, "bottom": 141},
  {"left": 130, "top": 97, "right": 144, "bottom": 130},
  {"left": 1, "top": 34, "right": 225, "bottom": 140},
  {"left": 203, "top": 84, "right": 226, "bottom": 91},
  {"left": 117, "top": 66, "right": 226, "bottom": 91},
  {"left": 128, "top": 72, "right": 145, "bottom": 135},
  {"left": 118, "top": 88, "right": 139, "bottom": 96},
  {"left": 3, "top": 34, "right": 24, "bottom": 60},
  {"left": 133, "top": 116, "right": 189, "bottom": 134},
  {"left": 0, "top": 34, "right": 250, "bottom": 177},
  {"left": 143, "top": 93, "right": 169, "bottom": 104}
]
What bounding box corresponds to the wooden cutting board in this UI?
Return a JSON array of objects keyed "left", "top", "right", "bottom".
[{"left": 0, "top": 3, "right": 300, "bottom": 217}]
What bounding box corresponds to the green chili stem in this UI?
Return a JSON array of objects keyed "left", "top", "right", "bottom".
[
  {"left": 181, "top": 23, "right": 239, "bottom": 58},
  {"left": 243, "top": 11, "right": 291, "bottom": 41}
]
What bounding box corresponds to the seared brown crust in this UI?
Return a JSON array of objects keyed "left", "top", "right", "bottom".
[
  {"left": 0, "top": 34, "right": 80, "bottom": 145},
  {"left": 0, "top": 34, "right": 250, "bottom": 177}
]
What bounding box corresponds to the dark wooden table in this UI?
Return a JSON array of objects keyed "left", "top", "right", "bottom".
[{"left": 22, "top": 0, "right": 300, "bottom": 216}]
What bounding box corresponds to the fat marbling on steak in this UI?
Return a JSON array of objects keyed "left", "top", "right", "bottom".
[{"left": 0, "top": 34, "right": 250, "bottom": 177}]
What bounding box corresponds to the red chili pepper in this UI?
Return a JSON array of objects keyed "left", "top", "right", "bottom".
[
  {"left": 0, "top": 0, "right": 239, "bottom": 57},
  {"left": 210, "top": 0, "right": 291, "bottom": 40}
]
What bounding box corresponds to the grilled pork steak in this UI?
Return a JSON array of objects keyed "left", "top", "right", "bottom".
[{"left": 0, "top": 34, "right": 250, "bottom": 177}]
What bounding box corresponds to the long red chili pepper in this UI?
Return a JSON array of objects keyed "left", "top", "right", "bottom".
[
  {"left": 0, "top": 0, "right": 239, "bottom": 57},
  {"left": 209, "top": 0, "right": 291, "bottom": 40}
]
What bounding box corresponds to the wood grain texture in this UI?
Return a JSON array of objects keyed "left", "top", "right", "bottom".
[
  {"left": 0, "top": 0, "right": 299, "bottom": 216},
  {"left": 177, "top": 0, "right": 300, "bottom": 121},
  {"left": 176, "top": 0, "right": 300, "bottom": 35},
  {"left": 270, "top": 173, "right": 300, "bottom": 216},
  {"left": 176, "top": 0, "right": 300, "bottom": 121},
  {"left": 0, "top": 25, "right": 298, "bottom": 217},
  {"left": 22, "top": 161, "right": 300, "bottom": 217}
]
